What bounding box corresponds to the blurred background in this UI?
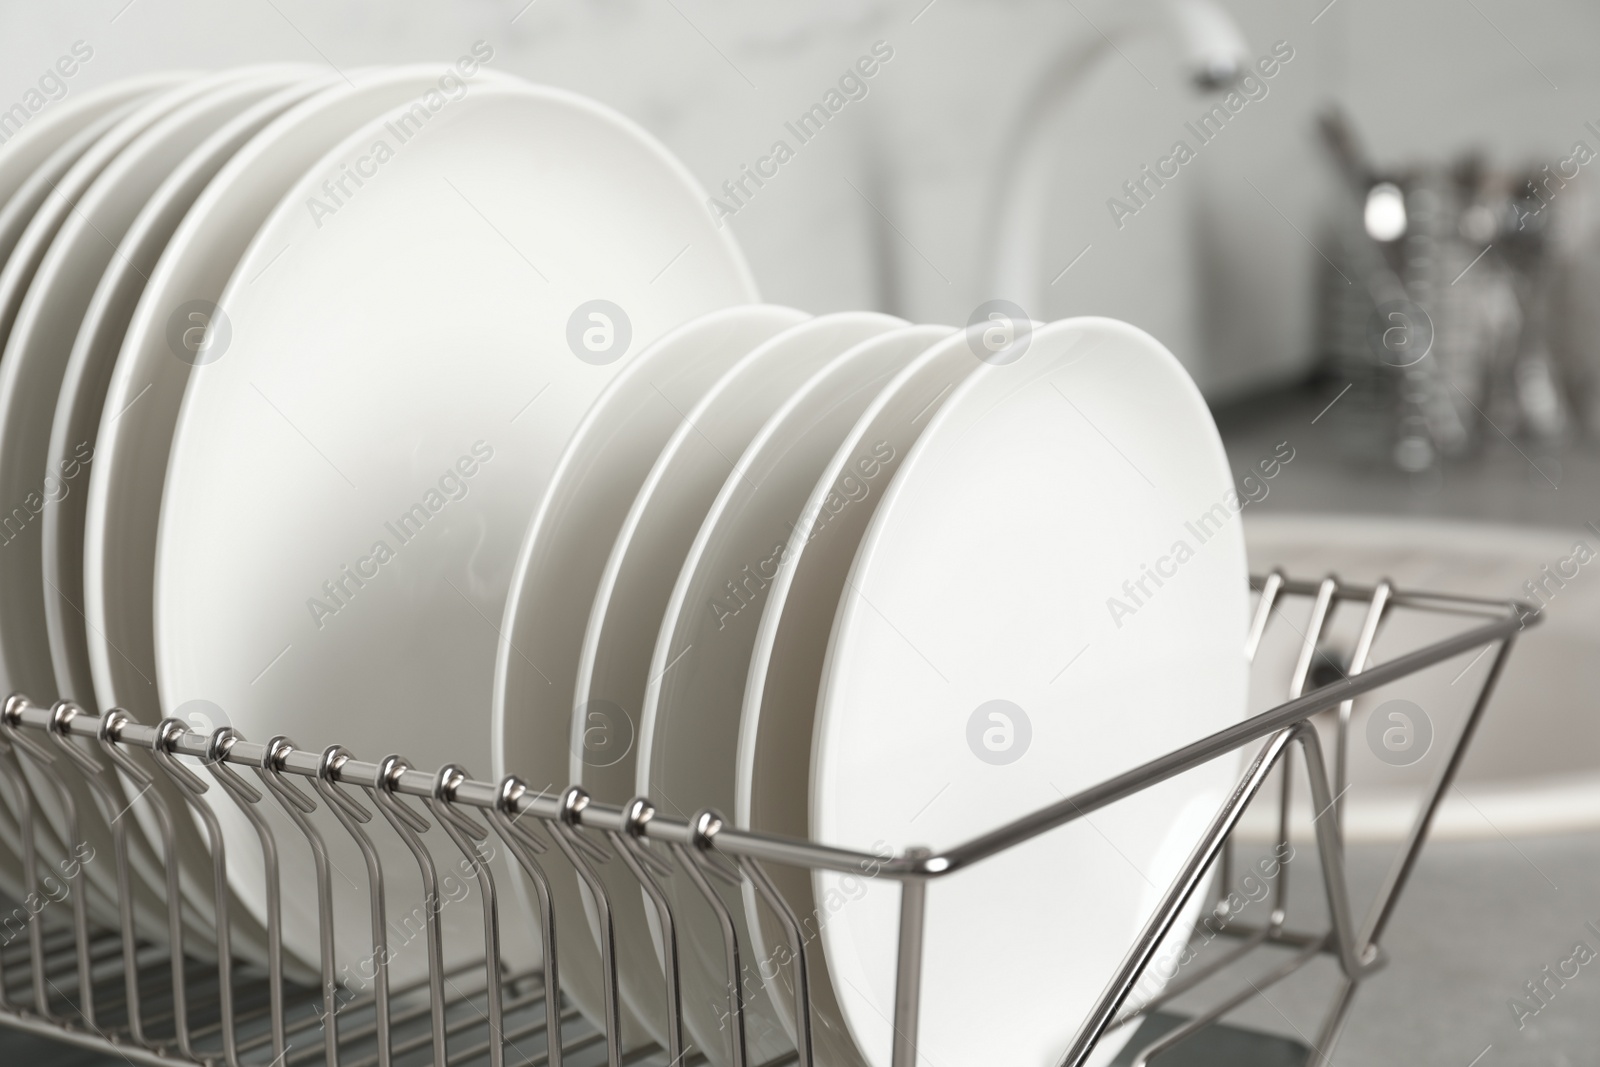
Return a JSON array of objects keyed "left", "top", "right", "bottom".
[
  {"left": 11, "top": 0, "right": 1600, "bottom": 455},
  {"left": 5, "top": 2, "right": 1599, "bottom": 1064},
  {"left": 13, "top": 0, "right": 1599, "bottom": 510}
]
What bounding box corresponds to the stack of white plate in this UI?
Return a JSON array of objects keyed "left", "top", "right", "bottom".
[{"left": 0, "top": 63, "right": 1250, "bottom": 1067}]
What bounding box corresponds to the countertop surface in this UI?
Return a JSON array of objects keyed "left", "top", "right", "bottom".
[
  {"left": 1214, "top": 381, "right": 1600, "bottom": 533},
  {"left": 1165, "top": 836, "right": 1600, "bottom": 1066}
]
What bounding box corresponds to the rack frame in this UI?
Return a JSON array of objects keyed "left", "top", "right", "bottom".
[{"left": 0, "top": 570, "right": 1535, "bottom": 1067}]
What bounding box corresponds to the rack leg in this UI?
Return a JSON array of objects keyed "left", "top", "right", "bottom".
[
  {"left": 1360, "top": 638, "right": 1517, "bottom": 947},
  {"left": 891, "top": 849, "right": 929, "bottom": 1067},
  {"left": 1309, "top": 975, "right": 1359, "bottom": 1066}
]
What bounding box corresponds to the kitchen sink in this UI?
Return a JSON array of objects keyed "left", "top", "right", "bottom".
[{"left": 1239, "top": 513, "right": 1600, "bottom": 842}]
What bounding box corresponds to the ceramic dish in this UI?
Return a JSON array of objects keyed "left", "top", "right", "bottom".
[
  {"left": 0, "top": 75, "right": 186, "bottom": 296},
  {"left": 0, "top": 74, "right": 173, "bottom": 201},
  {"left": 83, "top": 67, "right": 483, "bottom": 962},
  {"left": 734, "top": 327, "right": 979, "bottom": 1063},
  {"left": 153, "top": 81, "right": 756, "bottom": 985},
  {"left": 0, "top": 75, "right": 245, "bottom": 935},
  {"left": 3, "top": 70, "right": 326, "bottom": 953},
  {"left": 0, "top": 75, "right": 182, "bottom": 902},
  {"left": 43, "top": 67, "right": 317, "bottom": 722},
  {"left": 38, "top": 68, "right": 321, "bottom": 952},
  {"left": 570, "top": 312, "right": 899, "bottom": 1060},
  {"left": 811, "top": 317, "right": 1251, "bottom": 1067},
  {"left": 492, "top": 303, "right": 807, "bottom": 1040},
  {"left": 639, "top": 323, "right": 948, "bottom": 1066},
  {"left": 85, "top": 64, "right": 508, "bottom": 735}
]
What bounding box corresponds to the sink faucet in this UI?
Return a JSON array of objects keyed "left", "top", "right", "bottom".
[{"left": 982, "top": 0, "right": 1249, "bottom": 313}]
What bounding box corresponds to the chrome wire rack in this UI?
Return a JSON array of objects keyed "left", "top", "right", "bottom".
[{"left": 0, "top": 570, "right": 1533, "bottom": 1067}]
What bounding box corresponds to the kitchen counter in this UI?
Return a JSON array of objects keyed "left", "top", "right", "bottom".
[
  {"left": 1214, "top": 381, "right": 1600, "bottom": 531},
  {"left": 1164, "top": 836, "right": 1600, "bottom": 1066}
]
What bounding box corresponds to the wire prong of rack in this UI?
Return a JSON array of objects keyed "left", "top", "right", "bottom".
[{"left": 0, "top": 570, "right": 1534, "bottom": 1067}]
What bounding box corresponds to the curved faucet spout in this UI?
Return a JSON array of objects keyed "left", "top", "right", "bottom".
[{"left": 981, "top": 0, "right": 1248, "bottom": 312}]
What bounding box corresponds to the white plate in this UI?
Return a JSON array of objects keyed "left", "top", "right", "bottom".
[
  {"left": 40, "top": 68, "right": 319, "bottom": 960},
  {"left": 0, "top": 74, "right": 181, "bottom": 902},
  {"left": 0, "top": 75, "right": 251, "bottom": 935},
  {"left": 0, "top": 70, "right": 319, "bottom": 952},
  {"left": 640, "top": 322, "right": 947, "bottom": 1067},
  {"left": 735, "top": 328, "right": 979, "bottom": 1064},
  {"left": 0, "top": 75, "right": 184, "bottom": 289},
  {"left": 570, "top": 311, "right": 898, "bottom": 1058},
  {"left": 154, "top": 81, "right": 756, "bottom": 986},
  {"left": 45, "top": 67, "right": 319, "bottom": 721},
  {"left": 86, "top": 64, "right": 511, "bottom": 731},
  {"left": 812, "top": 318, "right": 1250, "bottom": 1067},
  {"left": 50, "top": 68, "right": 322, "bottom": 955},
  {"left": 492, "top": 303, "right": 806, "bottom": 1039},
  {"left": 83, "top": 67, "right": 493, "bottom": 963}
]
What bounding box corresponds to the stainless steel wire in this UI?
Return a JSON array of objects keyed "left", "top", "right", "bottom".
[{"left": 0, "top": 571, "right": 1533, "bottom": 1066}]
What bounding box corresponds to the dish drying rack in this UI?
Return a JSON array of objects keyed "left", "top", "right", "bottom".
[{"left": 0, "top": 570, "right": 1534, "bottom": 1067}]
